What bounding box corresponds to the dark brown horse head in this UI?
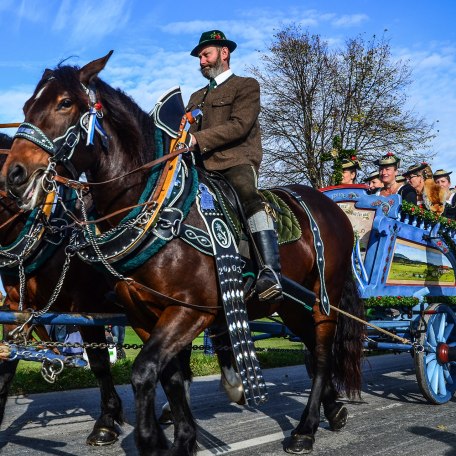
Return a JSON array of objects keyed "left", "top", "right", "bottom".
[{"left": 2, "top": 52, "right": 114, "bottom": 210}]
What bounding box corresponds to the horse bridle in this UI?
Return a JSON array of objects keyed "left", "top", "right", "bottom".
[{"left": 13, "top": 80, "right": 109, "bottom": 180}]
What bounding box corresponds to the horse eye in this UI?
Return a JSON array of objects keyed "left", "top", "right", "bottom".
[{"left": 58, "top": 98, "right": 73, "bottom": 110}]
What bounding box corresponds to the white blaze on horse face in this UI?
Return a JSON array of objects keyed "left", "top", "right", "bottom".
[{"left": 34, "top": 86, "right": 47, "bottom": 100}]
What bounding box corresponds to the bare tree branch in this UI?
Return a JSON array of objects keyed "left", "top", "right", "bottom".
[{"left": 250, "top": 26, "right": 436, "bottom": 188}]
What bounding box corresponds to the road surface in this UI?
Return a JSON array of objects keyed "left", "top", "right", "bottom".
[{"left": 1, "top": 353, "right": 456, "bottom": 455}]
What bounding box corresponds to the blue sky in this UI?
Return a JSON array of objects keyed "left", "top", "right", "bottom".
[
  {"left": 0, "top": 1, "right": 455, "bottom": 296},
  {"left": 0, "top": 0, "right": 455, "bottom": 172}
]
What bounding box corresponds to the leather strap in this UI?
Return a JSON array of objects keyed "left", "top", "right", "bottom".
[{"left": 53, "top": 146, "right": 194, "bottom": 191}]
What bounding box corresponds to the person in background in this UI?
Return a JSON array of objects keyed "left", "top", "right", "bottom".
[
  {"left": 110, "top": 325, "right": 126, "bottom": 359},
  {"left": 375, "top": 152, "right": 417, "bottom": 203},
  {"left": 403, "top": 163, "right": 445, "bottom": 215},
  {"left": 186, "top": 29, "right": 282, "bottom": 302},
  {"left": 434, "top": 169, "right": 456, "bottom": 218},
  {"left": 340, "top": 158, "right": 361, "bottom": 184},
  {"left": 364, "top": 170, "right": 383, "bottom": 193}
]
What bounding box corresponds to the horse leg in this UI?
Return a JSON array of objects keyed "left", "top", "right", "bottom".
[
  {"left": 302, "top": 349, "right": 347, "bottom": 432},
  {"left": 79, "top": 325, "right": 123, "bottom": 446},
  {"left": 285, "top": 321, "right": 336, "bottom": 454},
  {"left": 131, "top": 313, "right": 207, "bottom": 456},
  {"left": 158, "top": 345, "right": 192, "bottom": 425},
  {"left": 159, "top": 353, "right": 197, "bottom": 455},
  {"left": 321, "top": 381, "right": 348, "bottom": 432},
  {"left": 0, "top": 322, "right": 27, "bottom": 426},
  {"left": 0, "top": 359, "right": 19, "bottom": 426}
]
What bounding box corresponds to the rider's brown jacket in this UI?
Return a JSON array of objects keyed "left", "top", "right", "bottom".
[{"left": 186, "top": 75, "right": 263, "bottom": 172}]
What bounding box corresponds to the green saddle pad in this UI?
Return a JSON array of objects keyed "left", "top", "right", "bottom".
[{"left": 261, "top": 190, "right": 301, "bottom": 245}]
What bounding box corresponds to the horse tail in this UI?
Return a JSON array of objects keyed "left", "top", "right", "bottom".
[{"left": 332, "top": 272, "right": 365, "bottom": 399}]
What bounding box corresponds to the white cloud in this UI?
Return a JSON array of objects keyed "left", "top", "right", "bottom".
[
  {"left": 52, "top": 0, "right": 131, "bottom": 44},
  {"left": 332, "top": 14, "right": 369, "bottom": 28}
]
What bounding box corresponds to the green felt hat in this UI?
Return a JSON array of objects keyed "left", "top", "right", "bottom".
[
  {"left": 434, "top": 169, "right": 453, "bottom": 179},
  {"left": 374, "top": 152, "right": 401, "bottom": 167},
  {"left": 396, "top": 175, "right": 406, "bottom": 183},
  {"left": 191, "top": 30, "right": 237, "bottom": 57},
  {"left": 403, "top": 162, "right": 428, "bottom": 177},
  {"left": 364, "top": 170, "right": 380, "bottom": 182},
  {"left": 341, "top": 158, "right": 361, "bottom": 171}
]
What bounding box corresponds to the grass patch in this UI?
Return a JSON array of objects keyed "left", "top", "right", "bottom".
[{"left": 6, "top": 324, "right": 306, "bottom": 396}]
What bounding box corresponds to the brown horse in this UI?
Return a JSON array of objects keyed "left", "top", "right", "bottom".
[
  {"left": 2, "top": 52, "right": 364, "bottom": 455},
  {"left": 0, "top": 136, "right": 123, "bottom": 446}
]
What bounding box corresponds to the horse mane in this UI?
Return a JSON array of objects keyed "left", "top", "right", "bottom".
[
  {"left": 31, "top": 64, "right": 156, "bottom": 166},
  {"left": 95, "top": 78, "right": 156, "bottom": 164}
]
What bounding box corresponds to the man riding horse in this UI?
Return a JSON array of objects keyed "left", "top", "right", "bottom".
[{"left": 186, "top": 30, "right": 283, "bottom": 303}]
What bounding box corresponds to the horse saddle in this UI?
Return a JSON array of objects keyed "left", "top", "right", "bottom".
[{"left": 199, "top": 170, "right": 302, "bottom": 252}]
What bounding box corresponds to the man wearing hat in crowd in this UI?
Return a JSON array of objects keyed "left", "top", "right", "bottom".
[
  {"left": 364, "top": 170, "right": 383, "bottom": 193},
  {"left": 374, "top": 152, "right": 417, "bottom": 203},
  {"left": 403, "top": 163, "right": 445, "bottom": 215},
  {"left": 340, "top": 158, "right": 361, "bottom": 184},
  {"left": 186, "top": 30, "right": 282, "bottom": 302},
  {"left": 434, "top": 169, "right": 456, "bottom": 218}
]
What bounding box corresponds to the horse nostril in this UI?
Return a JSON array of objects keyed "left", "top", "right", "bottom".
[{"left": 7, "top": 163, "right": 28, "bottom": 187}]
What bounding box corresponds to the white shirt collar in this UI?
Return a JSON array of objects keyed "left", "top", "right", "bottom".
[{"left": 213, "top": 69, "right": 233, "bottom": 87}]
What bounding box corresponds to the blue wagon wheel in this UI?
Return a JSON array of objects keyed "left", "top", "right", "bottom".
[{"left": 414, "top": 303, "right": 456, "bottom": 404}]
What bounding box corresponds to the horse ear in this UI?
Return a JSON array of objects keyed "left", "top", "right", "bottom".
[
  {"left": 42, "top": 68, "right": 53, "bottom": 80},
  {"left": 79, "top": 50, "right": 114, "bottom": 85}
]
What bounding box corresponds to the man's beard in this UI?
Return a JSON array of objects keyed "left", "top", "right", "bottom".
[{"left": 200, "top": 51, "right": 224, "bottom": 80}]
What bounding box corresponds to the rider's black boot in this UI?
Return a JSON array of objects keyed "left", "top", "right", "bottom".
[{"left": 252, "top": 229, "right": 283, "bottom": 302}]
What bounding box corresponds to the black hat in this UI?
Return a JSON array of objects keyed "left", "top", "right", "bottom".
[
  {"left": 434, "top": 169, "right": 453, "bottom": 179},
  {"left": 403, "top": 162, "right": 428, "bottom": 177},
  {"left": 191, "top": 30, "right": 237, "bottom": 57},
  {"left": 374, "top": 152, "right": 401, "bottom": 167},
  {"left": 364, "top": 170, "right": 380, "bottom": 182},
  {"left": 341, "top": 158, "right": 361, "bottom": 171}
]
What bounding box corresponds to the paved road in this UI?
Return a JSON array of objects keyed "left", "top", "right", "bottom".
[{"left": 1, "top": 353, "right": 456, "bottom": 455}]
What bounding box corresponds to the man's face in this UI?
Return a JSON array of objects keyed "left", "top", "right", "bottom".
[
  {"left": 341, "top": 169, "right": 356, "bottom": 184},
  {"left": 435, "top": 176, "right": 451, "bottom": 191},
  {"left": 407, "top": 173, "right": 424, "bottom": 190},
  {"left": 198, "top": 46, "right": 227, "bottom": 79},
  {"left": 379, "top": 165, "right": 397, "bottom": 185},
  {"left": 369, "top": 178, "right": 383, "bottom": 190}
]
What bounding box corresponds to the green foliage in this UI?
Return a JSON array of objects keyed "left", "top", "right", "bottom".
[
  {"left": 401, "top": 200, "right": 456, "bottom": 230},
  {"left": 364, "top": 296, "right": 419, "bottom": 308},
  {"left": 329, "top": 135, "right": 358, "bottom": 185},
  {"left": 400, "top": 201, "right": 456, "bottom": 255}
]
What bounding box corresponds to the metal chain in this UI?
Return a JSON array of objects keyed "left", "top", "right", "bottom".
[
  {"left": 0, "top": 223, "right": 43, "bottom": 312},
  {"left": 76, "top": 189, "right": 130, "bottom": 281},
  {"left": 0, "top": 339, "right": 305, "bottom": 353},
  {"left": 34, "top": 243, "right": 75, "bottom": 318}
]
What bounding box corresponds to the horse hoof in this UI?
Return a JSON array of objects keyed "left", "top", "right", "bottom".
[
  {"left": 285, "top": 434, "right": 314, "bottom": 454},
  {"left": 327, "top": 404, "right": 348, "bottom": 431},
  {"left": 158, "top": 407, "right": 174, "bottom": 425},
  {"left": 86, "top": 426, "right": 119, "bottom": 446}
]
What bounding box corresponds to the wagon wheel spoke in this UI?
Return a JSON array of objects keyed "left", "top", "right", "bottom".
[
  {"left": 438, "top": 365, "right": 447, "bottom": 396},
  {"left": 437, "top": 313, "right": 447, "bottom": 342},
  {"left": 443, "top": 365, "right": 453, "bottom": 384},
  {"left": 443, "top": 322, "right": 454, "bottom": 342},
  {"left": 428, "top": 321, "right": 437, "bottom": 347}
]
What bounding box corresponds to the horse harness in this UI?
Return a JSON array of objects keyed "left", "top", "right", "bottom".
[{"left": 8, "top": 86, "right": 331, "bottom": 406}]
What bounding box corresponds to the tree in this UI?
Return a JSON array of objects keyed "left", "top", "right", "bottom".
[{"left": 251, "top": 25, "right": 436, "bottom": 188}]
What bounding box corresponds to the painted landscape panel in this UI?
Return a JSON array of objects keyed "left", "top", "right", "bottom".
[{"left": 387, "top": 238, "right": 455, "bottom": 285}]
